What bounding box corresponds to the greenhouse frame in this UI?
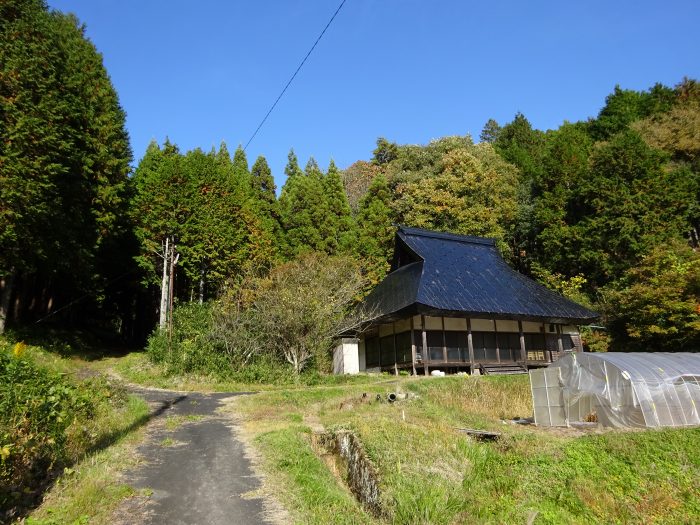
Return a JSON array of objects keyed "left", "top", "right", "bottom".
[{"left": 531, "top": 352, "right": 700, "bottom": 428}]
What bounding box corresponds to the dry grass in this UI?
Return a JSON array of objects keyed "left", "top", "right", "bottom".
[{"left": 234, "top": 374, "right": 700, "bottom": 524}]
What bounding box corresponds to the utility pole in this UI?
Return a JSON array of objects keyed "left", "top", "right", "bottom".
[
  {"left": 159, "top": 236, "right": 170, "bottom": 331},
  {"left": 158, "top": 236, "right": 179, "bottom": 332}
]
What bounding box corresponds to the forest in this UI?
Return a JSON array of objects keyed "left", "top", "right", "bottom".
[{"left": 1, "top": 0, "right": 699, "bottom": 379}]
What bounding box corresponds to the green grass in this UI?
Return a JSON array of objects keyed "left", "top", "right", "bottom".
[
  {"left": 9, "top": 330, "right": 699, "bottom": 524},
  {"left": 0, "top": 334, "right": 151, "bottom": 524},
  {"left": 255, "top": 426, "right": 374, "bottom": 524},
  {"left": 22, "top": 393, "right": 150, "bottom": 525},
  {"left": 111, "top": 349, "right": 395, "bottom": 392},
  {"left": 234, "top": 375, "right": 700, "bottom": 524}
]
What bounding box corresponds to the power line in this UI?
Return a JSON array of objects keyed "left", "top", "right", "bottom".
[{"left": 243, "top": 0, "right": 348, "bottom": 151}]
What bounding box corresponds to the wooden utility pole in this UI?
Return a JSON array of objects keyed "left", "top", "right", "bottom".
[
  {"left": 159, "top": 236, "right": 170, "bottom": 331},
  {"left": 158, "top": 236, "right": 179, "bottom": 332},
  {"left": 168, "top": 243, "right": 179, "bottom": 345}
]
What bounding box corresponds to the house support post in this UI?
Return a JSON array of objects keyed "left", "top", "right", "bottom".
[
  {"left": 421, "top": 315, "right": 428, "bottom": 376},
  {"left": 410, "top": 316, "right": 417, "bottom": 376},
  {"left": 557, "top": 324, "right": 564, "bottom": 353},
  {"left": 518, "top": 320, "right": 526, "bottom": 364},
  {"left": 494, "top": 318, "right": 500, "bottom": 363},
  {"left": 392, "top": 322, "right": 398, "bottom": 376},
  {"left": 441, "top": 316, "right": 447, "bottom": 365},
  {"left": 467, "top": 317, "right": 475, "bottom": 373}
]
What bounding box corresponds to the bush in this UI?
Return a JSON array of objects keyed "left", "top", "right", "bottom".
[
  {"left": 147, "top": 253, "right": 369, "bottom": 381},
  {"left": 146, "top": 302, "right": 290, "bottom": 382},
  {"left": 0, "top": 343, "right": 104, "bottom": 513},
  {"left": 147, "top": 302, "right": 230, "bottom": 376}
]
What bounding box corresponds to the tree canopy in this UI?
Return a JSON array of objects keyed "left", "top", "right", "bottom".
[
  {"left": 0, "top": 0, "right": 132, "bottom": 332},
  {"left": 1, "top": 6, "right": 696, "bottom": 358}
]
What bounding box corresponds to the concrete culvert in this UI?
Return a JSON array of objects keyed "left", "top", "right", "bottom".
[{"left": 387, "top": 393, "right": 397, "bottom": 403}]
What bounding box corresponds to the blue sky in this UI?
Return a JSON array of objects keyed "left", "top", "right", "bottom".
[{"left": 48, "top": 0, "right": 700, "bottom": 190}]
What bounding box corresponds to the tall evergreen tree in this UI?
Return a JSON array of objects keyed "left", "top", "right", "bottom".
[
  {"left": 324, "top": 159, "right": 355, "bottom": 253},
  {"left": 279, "top": 154, "right": 329, "bottom": 256},
  {"left": 232, "top": 144, "right": 250, "bottom": 184},
  {"left": 250, "top": 155, "right": 277, "bottom": 207},
  {"left": 589, "top": 83, "right": 675, "bottom": 141},
  {"left": 283, "top": 149, "right": 303, "bottom": 183},
  {"left": 355, "top": 174, "right": 394, "bottom": 286},
  {"left": 215, "top": 141, "right": 232, "bottom": 168},
  {"left": 250, "top": 155, "right": 282, "bottom": 254},
  {"left": 575, "top": 130, "right": 696, "bottom": 285},
  {"left": 372, "top": 137, "right": 399, "bottom": 165},
  {"left": 493, "top": 113, "right": 546, "bottom": 184},
  {"left": 0, "top": 0, "right": 132, "bottom": 332},
  {"left": 532, "top": 122, "right": 593, "bottom": 276},
  {"left": 480, "top": 119, "right": 502, "bottom": 143},
  {"left": 131, "top": 140, "right": 187, "bottom": 325}
]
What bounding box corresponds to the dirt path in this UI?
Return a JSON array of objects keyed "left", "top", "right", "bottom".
[{"left": 113, "top": 388, "right": 281, "bottom": 525}]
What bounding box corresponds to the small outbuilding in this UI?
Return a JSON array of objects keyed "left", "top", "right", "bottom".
[
  {"left": 334, "top": 227, "right": 598, "bottom": 375},
  {"left": 531, "top": 352, "right": 700, "bottom": 428}
]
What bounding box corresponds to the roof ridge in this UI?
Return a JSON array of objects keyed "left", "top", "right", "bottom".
[{"left": 398, "top": 226, "right": 495, "bottom": 246}]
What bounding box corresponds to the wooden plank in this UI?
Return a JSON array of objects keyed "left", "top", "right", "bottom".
[
  {"left": 441, "top": 315, "right": 447, "bottom": 363},
  {"left": 494, "top": 317, "right": 500, "bottom": 363},
  {"left": 392, "top": 322, "right": 398, "bottom": 376},
  {"left": 556, "top": 324, "right": 564, "bottom": 353}
]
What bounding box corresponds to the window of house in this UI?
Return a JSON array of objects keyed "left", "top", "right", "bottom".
[
  {"left": 365, "top": 337, "right": 380, "bottom": 367},
  {"left": 380, "top": 335, "right": 395, "bottom": 365},
  {"left": 472, "top": 331, "right": 498, "bottom": 361},
  {"left": 525, "top": 333, "right": 546, "bottom": 351},
  {"left": 445, "top": 331, "right": 468, "bottom": 361},
  {"left": 395, "top": 331, "right": 412, "bottom": 363},
  {"left": 427, "top": 331, "right": 444, "bottom": 361},
  {"left": 497, "top": 332, "right": 521, "bottom": 362}
]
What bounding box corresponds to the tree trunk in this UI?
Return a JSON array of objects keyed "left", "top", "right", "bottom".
[
  {"left": 159, "top": 236, "right": 170, "bottom": 330},
  {"left": 198, "top": 264, "right": 205, "bottom": 305},
  {"left": 0, "top": 270, "right": 16, "bottom": 334}
]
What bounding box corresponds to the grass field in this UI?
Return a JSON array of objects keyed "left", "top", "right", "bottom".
[{"left": 232, "top": 375, "right": 700, "bottom": 525}]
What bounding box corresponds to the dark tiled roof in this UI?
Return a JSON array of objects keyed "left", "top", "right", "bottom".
[{"left": 362, "top": 226, "right": 599, "bottom": 324}]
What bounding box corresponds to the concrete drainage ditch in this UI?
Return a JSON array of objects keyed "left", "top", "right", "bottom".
[{"left": 312, "top": 429, "right": 383, "bottom": 517}]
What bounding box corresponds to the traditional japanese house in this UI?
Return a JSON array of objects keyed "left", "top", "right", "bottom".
[{"left": 334, "top": 227, "right": 599, "bottom": 375}]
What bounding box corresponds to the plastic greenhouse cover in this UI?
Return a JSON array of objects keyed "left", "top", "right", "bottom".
[{"left": 550, "top": 352, "right": 700, "bottom": 428}]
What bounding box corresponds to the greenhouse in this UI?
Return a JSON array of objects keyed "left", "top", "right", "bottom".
[{"left": 530, "top": 352, "right": 700, "bottom": 428}]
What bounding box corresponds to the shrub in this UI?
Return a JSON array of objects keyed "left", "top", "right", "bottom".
[
  {"left": 146, "top": 302, "right": 230, "bottom": 376},
  {"left": 0, "top": 345, "right": 95, "bottom": 512},
  {"left": 146, "top": 253, "right": 370, "bottom": 380},
  {"left": 146, "top": 302, "right": 290, "bottom": 382}
]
